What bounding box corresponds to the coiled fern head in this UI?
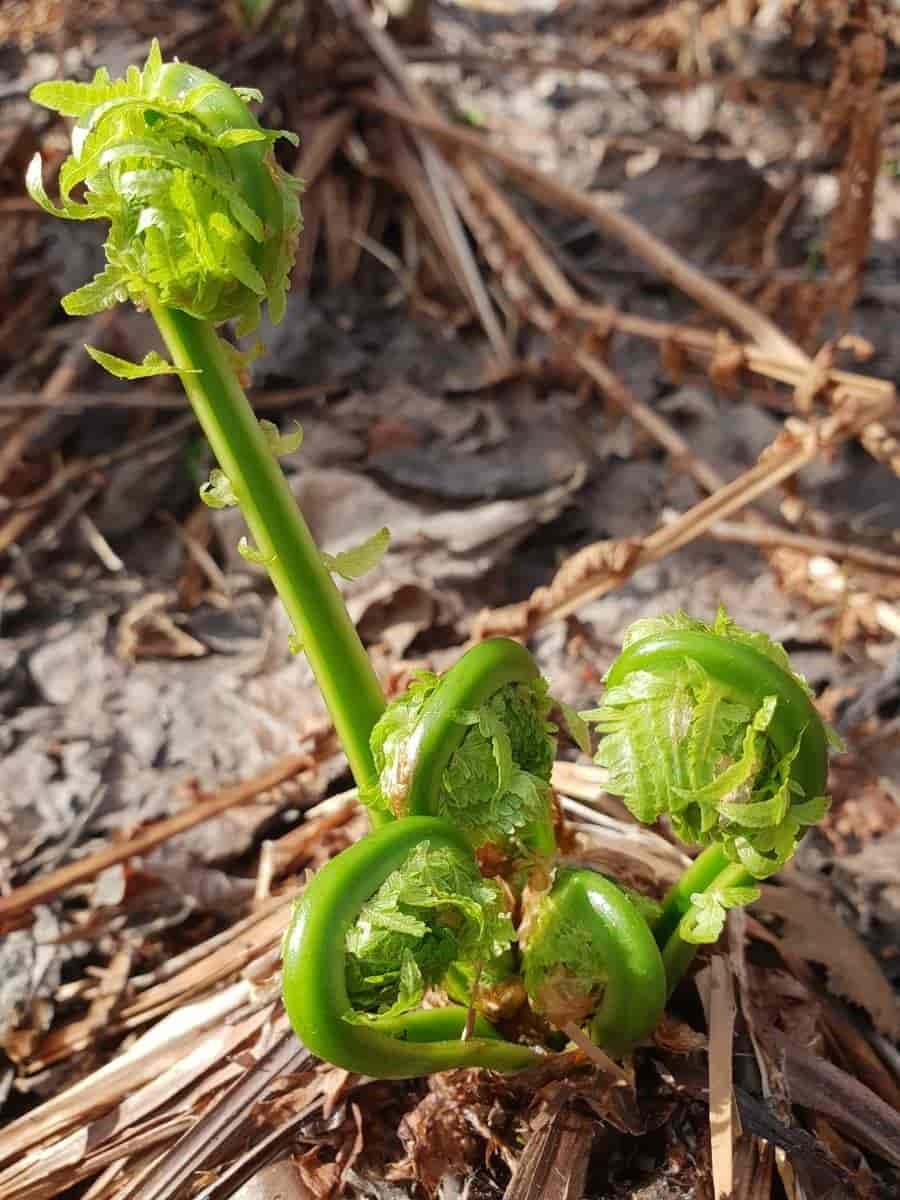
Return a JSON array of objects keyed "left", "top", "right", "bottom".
[
  {"left": 26, "top": 40, "right": 301, "bottom": 334},
  {"left": 584, "top": 609, "right": 836, "bottom": 878}
]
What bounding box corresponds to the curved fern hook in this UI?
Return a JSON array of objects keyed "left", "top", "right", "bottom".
[
  {"left": 521, "top": 868, "right": 667, "bottom": 1056},
  {"left": 367, "top": 638, "right": 558, "bottom": 858},
  {"left": 281, "top": 816, "right": 541, "bottom": 1078},
  {"left": 284, "top": 638, "right": 673, "bottom": 1072}
]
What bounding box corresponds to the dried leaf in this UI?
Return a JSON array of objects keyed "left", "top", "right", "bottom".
[{"left": 755, "top": 885, "right": 900, "bottom": 1040}]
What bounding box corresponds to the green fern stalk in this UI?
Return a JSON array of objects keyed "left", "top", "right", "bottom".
[
  {"left": 152, "top": 305, "right": 385, "bottom": 789},
  {"left": 27, "top": 41, "right": 386, "bottom": 791}
]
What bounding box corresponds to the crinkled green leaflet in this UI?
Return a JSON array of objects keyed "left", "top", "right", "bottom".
[
  {"left": 281, "top": 817, "right": 540, "bottom": 1078},
  {"left": 344, "top": 839, "right": 514, "bottom": 1017}
]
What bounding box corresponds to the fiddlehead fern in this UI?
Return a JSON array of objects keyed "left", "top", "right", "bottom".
[
  {"left": 27, "top": 39, "right": 300, "bottom": 337},
  {"left": 285, "top": 637, "right": 668, "bottom": 1069},
  {"left": 281, "top": 817, "right": 540, "bottom": 1078},
  {"left": 28, "top": 45, "right": 835, "bottom": 1079},
  {"left": 583, "top": 608, "right": 835, "bottom": 989},
  {"left": 520, "top": 868, "right": 666, "bottom": 1056},
  {"left": 28, "top": 43, "right": 386, "bottom": 792}
]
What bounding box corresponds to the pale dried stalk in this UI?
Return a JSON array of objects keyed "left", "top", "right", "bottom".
[
  {"left": 476, "top": 394, "right": 892, "bottom": 636},
  {"left": 450, "top": 157, "right": 899, "bottom": 623},
  {"left": 0, "top": 310, "right": 118, "bottom": 489},
  {"left": 120, "top": 899, "right": 292, "bottom": 1024},
  {"left": 430, "top": 113, "right": 900, "bottom": 651},
  {"left": 452, "top": 171, "right": 727, "bottom": 500},
  {"left": 705, "top": 519, "right": 900, "bottom": 577},
  {"left": 295, "top": 110, "right": 355, "bottom": 188},
  {"left": 330, "top": 0, "right": 507, "bottom": 356},
  {"left": 352, "top": 90, "right": 809, "bottom": 367},
  {"left": 120, "top": 1029, "right": 312, "bottom": 1200},
  {"left": 0, "top": 984, "right": 258, "bottom": 1165},
  {"left": 698, "top": 958, "right": 737, "bottom": 1200},
  {"left": 355, "top": 89, "right": 897, "bottom": 480},
  {"left": 1, "top": 1013, "right": 270, "bottom": 1198}
]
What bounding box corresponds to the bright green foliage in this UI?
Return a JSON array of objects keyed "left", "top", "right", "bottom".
[
  {"left": 584, "top": 609, "right": 832, "bottom": 878},
  {"left": 369, "top": 675, "right": 556, "bottom": 853},
  {"left": 554, "top": 698, "right": 592, "bottom": 755},
  {"left": 322, "top": 527, "right": 391, "bottom": 581},
  {"left": 344, "top": 840, "right": 514, "bottom": 1018},
  {"left": 84, "top": 346, "right": 197, "bottom": 379},
  {"left": 679, "top": 884, "right": 760, "bottom": 944},
  {"left": 26, "top": 39, "right": 301, "bottom": 335},
  {"left": 441, "top": 681, "right": 555, "bottom": 849},
  {"left": 237, "top": 536, "right": 275, "bottom": 565}
]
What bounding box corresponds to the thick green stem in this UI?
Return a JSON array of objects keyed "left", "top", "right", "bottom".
[
  {"left": 152, "top": 304, "right": 385, "bottom": 793},
  {"left": 656, "top": 852, "right": 751, "bottom": 995},
  {"left": 653, "top": 844, "right": 731, "bottom": 950}
]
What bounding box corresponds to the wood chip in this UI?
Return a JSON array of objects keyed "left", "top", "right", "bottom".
[{"left": 503, "top": 1103, "right": 594, "bottom": 1200}]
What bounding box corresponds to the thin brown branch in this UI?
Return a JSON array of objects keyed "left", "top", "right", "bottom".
[
  {"left": 0, "top": 754, "right": 311, "bottom": 928},
  {"left": 476, "top": 394, "right": 892, "bottom": 637},
  {"left": 704, "top": 519, "right": 900, "bottom": 577},
  {"left": 0, "top": 382, "right": 344, "bottom": 412},
  {"left": 352, "top": 89, "right": 810, "bottom": 367}
]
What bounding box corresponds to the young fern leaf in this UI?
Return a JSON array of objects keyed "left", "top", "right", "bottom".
[
  {"left": 679, "top": 884, "right": 760, "bottom": 945},
  {"left": 321, "top": 527, "right": 391, "bottom": 581},
  {"left": 281, "top": 817, "right": 538, "bottom": 1078},
  {"left": 85, "top": 346, "right": 199, "bottom": 380},
  {"left": 237, "top": 536, "right": 275, "bottom": 565},
  {"left": 259, "top": 418, "right": 303, "bottom": 457},
  {"left": 367, "top": 641, "right": 558, "bottom": 860},
  {"left": 199, "top": 468, "right": 238, "bottom": 509},
  {"left": 553, "top": 699, "right": 592, "bottom": 756},
  {"left": 344, "top": 839, "right": 514, "bottom": 1018}
]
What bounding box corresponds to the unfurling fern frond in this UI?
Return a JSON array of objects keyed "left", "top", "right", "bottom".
[
  {"left": 583, "top": 608, "right": 834, "bottom": 879},
  {"left": 27, "top": 39, "right": 301, "bottom": 336}
]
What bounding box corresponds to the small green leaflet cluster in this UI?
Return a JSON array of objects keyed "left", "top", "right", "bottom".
[
  {"left": 369, "top": 676, "right": 557, "bottom": 855},
  {"left": 344, "top": 840, "right": 514, "bottom": 1018},
  {"left": 583, "top": 608, "right": 833, "bottom": 938},
  {"left": 197, "top": 419, "right": 390, "bottom": 588},
  {"left": 442, "top": 682, "right": 556, "bottom": 853},
  {"left": 26, "top": 39, "right": 302, "bottom": 363},
  {"left": 85, "top": 347, "right": 199, "bottom": 380},
  {"left": 367, "top": 670, "right": 439, "bottom": 810},
  {"left": 678, "top": 884, "right": 760, "bottom": 945}
]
